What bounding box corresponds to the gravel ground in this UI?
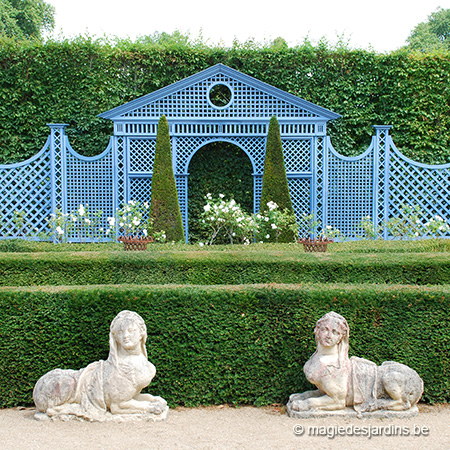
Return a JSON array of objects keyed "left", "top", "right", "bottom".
[{"left": 0, "top": 404, "right": 449, "bottom": 450}]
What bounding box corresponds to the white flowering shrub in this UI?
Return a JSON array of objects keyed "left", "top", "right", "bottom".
[
  {"left": 200, "top": 194, "right": 256, "bottom": 245},
  {"left": 297, "top": 212, "right": 344, "bottom": 242},
  {"left": 255, "top": 201, "right": 298, "bottom": 243},
  {"left": 108, "top": 200, "right": 167, "bottom": 242},
  {"left": 424, "top": 215, "right": 450, "bottom": 237},
  {"left": 359, "top": 205, "right": 450, "bottom": 240},
  {"left": 109, "top": 200, "right": 149, "bottom": 239},
  {"left": 69, "top": 204, "right": 104, "bottom": 242},
  {"left": 357, "top": 216, "right": 380, "bottom": 240},
  {"left": 199, "top": 196, "right": 299, "bottom": 245},
  {"left": 46, "top": 209, "right": 71, "bottom": 243}
]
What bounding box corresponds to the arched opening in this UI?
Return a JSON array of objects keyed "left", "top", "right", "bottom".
[{"left": 188, "top": 141, "right": 253, "bottom": 243}]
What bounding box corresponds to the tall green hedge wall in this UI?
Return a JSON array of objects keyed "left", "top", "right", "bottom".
[
  {"left": 1, "top": 284, "right": 449, "bottom": 408},
  {"left": 1, "top": 37, "right": 450, "bottom": 164}
]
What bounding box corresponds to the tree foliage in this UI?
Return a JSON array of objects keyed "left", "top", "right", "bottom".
[
  {"left": 259, "top": 116, "right": 294, "bottom": 242},
  {"left": 407, "top": 7, "right": 450, "bottom": 52},
  {"left": 0, "top": 0, "right": 54, "bottom": 40},
  {"left": 150, "top": 116, "right": 184, "bottom": 242}
]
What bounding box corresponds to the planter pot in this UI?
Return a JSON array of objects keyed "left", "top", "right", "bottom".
[
  {"left": 118, "top": 236, "right": 154, "bottom": 251},
  {"left": 299, "top": 239, "right": 332, "bottom": 253}
]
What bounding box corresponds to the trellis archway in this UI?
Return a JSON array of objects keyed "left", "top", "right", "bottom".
[
  {"left": 99, "top": 64, "right": 340, "bottom": 241},
  {"left": 187, "top": 140, "right": 253, "bottom": 242}
]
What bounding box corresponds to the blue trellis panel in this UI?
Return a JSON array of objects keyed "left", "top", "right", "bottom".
[{"left": 0, "top": 138, "right": 52, "bottom": 239}]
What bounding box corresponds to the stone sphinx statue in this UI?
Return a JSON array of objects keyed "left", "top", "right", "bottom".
[
  {"left": 33, "top": 310, "right": 168, "bottom": 422},
  {"left": 287, "top": 311, "right": 424, "bottom": 418}
]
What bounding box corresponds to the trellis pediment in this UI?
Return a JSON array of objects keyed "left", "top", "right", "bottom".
[{"left": 99, "top": 64, "right": 340, "bottom": 123}]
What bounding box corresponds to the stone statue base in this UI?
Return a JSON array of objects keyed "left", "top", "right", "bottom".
[
  {"left": 34, "top": 405, "right": 169, "bottom": 422},
  {"left": 286, "top": 404, "right": 419, "bottom": 419}
]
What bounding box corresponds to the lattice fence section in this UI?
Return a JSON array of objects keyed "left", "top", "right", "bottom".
[
  {"left": 282, "top": 139, "right": 311, "bottom": 172},
  {"left": 51, "top": 127, "right": 64, "bottom": 212},
  {"left": 123, "top": 73, "right": 319, "bottom": 119},
  {"left": 129, "top": 178, "right": 152, "bottom": 204},
  {"left": 175, "top": 175, "right": 188, "bottom": 234},
  {"left": 327, "top": 150, "right": 374, "bottom": 238},
  {"left": 65, "top": 147, "right": 114, "bottom": 241},
  {"left": 388, "top": 150, "right": 450, "bottom": 237},
  {"left": 0, "top": 142, "right": 52, "bottom": 238},
  {"left": 375, "top": 129, "right": 388, "bottom": 229},
  {"left": 115, "top": 136, "right": 126, "bottom": 208},
  {"left": 253, "top": 175, "right": 263, "bottom": 213},
  {"left": 129, "top": 138, "right": 156, "bottom": 173},
  {"left": 314, "top": 137, "right": 326, "bottom": 222},
  {"left": 288, "top": 178, "right": 311, "bottom": 236}
]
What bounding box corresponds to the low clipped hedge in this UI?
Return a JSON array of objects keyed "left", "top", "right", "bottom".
[
  {"left": 0, "top": 284, "right": 449, "bottom": 408},
  {"left": 0, "top": 250, "right": 450, "bottom": 286}
]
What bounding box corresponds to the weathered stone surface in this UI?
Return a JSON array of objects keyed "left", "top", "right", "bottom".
[
  {"left": 287, "top": 312, "right": 424, "bottom": 417},
  {"left": 286, "top": 405, "right": 419, "bottom": 419},
  {"left": 33, "top": 310, "right": 168, "bottom": 422}
]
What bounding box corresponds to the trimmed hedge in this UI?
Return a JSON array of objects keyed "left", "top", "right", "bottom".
[
  {"left": 0, "top": 250, "right": 449, "bottom": 286},
  {"left": 0, "top": 284, "right": 449, "bottom": 407},
  {"left": 1, "top": 38, "right": 450, "bottom": 165},
  {"left": 150, "top": 116, "right": 184, "bottom": 241}
]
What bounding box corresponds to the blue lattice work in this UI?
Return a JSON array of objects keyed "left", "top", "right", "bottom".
[
  {"left": 1, "top": 65, "right": 450, "bottom": 242},
  {"left": 387, "top": 143, "right": 450, "bottom": 237},
  {"left": 326, "top": 141, "right": 374, "bottom": 238},
  {"left": 65, "top": 140, "right": 114, "bottom": 241},
  {"left": 0, "top": 139, "right": 52, "bottom": 238}
]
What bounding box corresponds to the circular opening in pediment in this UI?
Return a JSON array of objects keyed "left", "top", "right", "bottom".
[{"left": 208, "top": 83, "right": 233, "bottom": 109}]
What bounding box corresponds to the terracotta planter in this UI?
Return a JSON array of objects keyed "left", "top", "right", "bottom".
[
  {"left": 299, "top": 239, "right": 332, "bottom": 252},
  {"left": 118, "top": 236, "right": 154, "bottom": 251}
]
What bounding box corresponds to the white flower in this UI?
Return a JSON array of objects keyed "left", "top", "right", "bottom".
[
  {"left": 106, "top": 229, "right": 110, "bottom": 235},
  {"left": 264, "top": 217, "right": 269, "bottom": 222},
  {"left": 204, "top": 204, "right": 211, "bottom": 212},
  {"left": 144, "top": 202, "right": 149, "bottom": 209},
  {"left": 219, "top": 193, "right": 225, "bottom": 199},
  {"left": 436, "top": 215, "right": 444, "bottom": 221},
  {"left": 132, "top": 217, "right": 141, "bottom": 226},
  {"left": 271, "top": 223, "right": 277, "bottom": 229},
  {"left": 119, "top": 222, "right": 124, "bottom": 227},
  {"left": 199, "top": 242, "right": 204, "bottom": 247},
  {"left": 415, "top": 232, "right": 419, "bottom": 236},
  {"left": 143, "top": 229, "right": 148, "bottom": 237},
  {"left": 56, "top": 226, "right": 64, "bottom": 235},
  {"left": 267, "top": 201, "right": 278, "bottom": 211},
  {"left": 108, "top": 217, "right": 115, "bottom": 226},
  {"left": 84, "top": 218, "right": 91, "bottom": 224},
  {"left": 78, "top": 205, "right": 85, "bottom": 216},
  {"left": 266, "top": 234, "right": 270, "bottom": 239}
]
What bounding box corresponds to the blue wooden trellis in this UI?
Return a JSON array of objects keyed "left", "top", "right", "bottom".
[{"left": 0, "top": 63, "right": 449, "bottom": 242}]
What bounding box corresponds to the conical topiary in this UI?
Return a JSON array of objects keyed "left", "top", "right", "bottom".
[
  {"left": 150, "top": 116, "right": 185, "bottom": 242},
  {"left": 259, "top": 116, "right": 295, "bottom": 242}
]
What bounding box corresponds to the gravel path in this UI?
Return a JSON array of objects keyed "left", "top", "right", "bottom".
[{"left": 1, "top": 404, "right": 449, "bottom": 449}]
